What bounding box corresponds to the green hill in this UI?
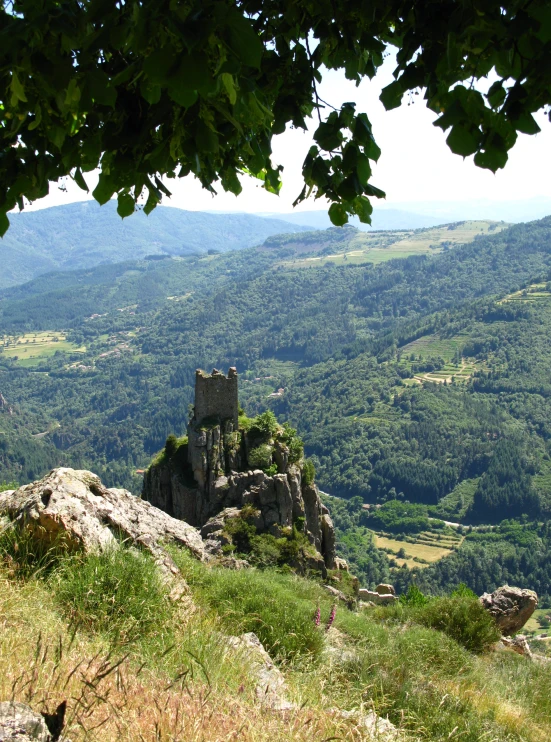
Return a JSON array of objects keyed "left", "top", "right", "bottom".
[{"left": 0, "top": 201, "right": 310, "bottom": 289}]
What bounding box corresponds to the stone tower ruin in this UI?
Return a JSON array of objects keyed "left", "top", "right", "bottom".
[{"left": 193, "top": 367, "right": 239, "bottom": 428}]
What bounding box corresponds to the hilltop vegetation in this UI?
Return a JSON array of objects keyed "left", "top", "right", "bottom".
[{"left": 3, "top": 217, "right": 551, "bottom": 594}]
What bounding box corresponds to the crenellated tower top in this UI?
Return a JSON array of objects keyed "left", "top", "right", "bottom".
[{"left": 193, "top": 367, "right": 239, "bottom": 428}]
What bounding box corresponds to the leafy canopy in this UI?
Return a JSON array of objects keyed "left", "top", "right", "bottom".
[{"left": 1, "top": 0, "right": 550, "bottom": 235}]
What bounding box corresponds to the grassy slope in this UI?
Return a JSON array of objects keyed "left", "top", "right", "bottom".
[{"left": 1, "top": 536, "right": 551, "bottom": 742}]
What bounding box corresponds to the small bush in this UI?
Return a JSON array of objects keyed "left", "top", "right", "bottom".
[
  {"left": 451, "top": 583, "right": 477, "bottom": 599},
  {"left": 248, "top": 443, "right": 273, "bottom": 471},
  {"left": 412, "top": 596, "right": 500, "bottom": 654},
  {"left": 164, "top": 433, "right": 179, "bottom": 458},
  {"left": 281, "top": 423, "right": 305, "bottom": 464},
  {"left": 400, "top": 584, "right": 430, "bottom": 607},
  {"left": 0, "top": 481, "right": 18, "bottom": 492},
  {"left": 252, "top": 410, "right": 279, "bottom": 436},
  {"left": 302, "top": 459, "right": 315, "bottom": 485},
  {"left": 51, "top": 546, "right": 172, "bottom": 643}
]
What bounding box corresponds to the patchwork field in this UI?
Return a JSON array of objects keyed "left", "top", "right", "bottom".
[
  {"left": 279, "top": 220, "right": 508, "bottom": 270},
  {"left": 500, "top": 282, "right": 551, "bottom": 304},
  {"left": 373, "top": 529, "right": 464, "bottom": 570},
  {"left": 0, "top": 332, "right": 85, "bottom": 367}
]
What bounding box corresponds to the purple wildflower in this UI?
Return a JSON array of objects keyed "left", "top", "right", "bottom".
[
  {"left": 314, "top": 606, "right": 321, "bottom": 626},
  {"left": 326, "top": 604, "right": 337, "bottom": 632}
]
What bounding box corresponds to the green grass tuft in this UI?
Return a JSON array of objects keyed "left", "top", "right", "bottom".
[{"left": 50, "top": 546, "right": 173, "bottom": 643}]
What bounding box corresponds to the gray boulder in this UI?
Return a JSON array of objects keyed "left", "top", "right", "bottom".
[
  {"left": 358, "top": 588, "right": 398, "bottom": 606},
  {"left": 480, "top": 585, "right": 538, "bottom": 636},
  {"left": 225, "top": 633, "right": 295, "bottom": 711},
  {"left": 0, "top": 468, "right": 206, "bottom": 586},
  {"left": 0, "top": 702, "right": 50, "bottom": 742}
]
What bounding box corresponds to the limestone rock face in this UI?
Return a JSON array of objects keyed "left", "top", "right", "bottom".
[
  {"left": 0, "top": 702, "right": 50, "bottom": 742},
  {"left": 0, "top": 468, "right": 206, "bottom": 582},
  {"left": 480, "top": 586, "right": 538, "bottom": 636}
]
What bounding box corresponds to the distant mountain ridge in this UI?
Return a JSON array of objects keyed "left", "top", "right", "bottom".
[{"left": 0, "top": 201, "right": 311, "bottom": 289}]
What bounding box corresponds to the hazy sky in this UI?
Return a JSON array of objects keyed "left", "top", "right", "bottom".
[{"left": 23, "top": 55, "right": 551, "bottom": 215}]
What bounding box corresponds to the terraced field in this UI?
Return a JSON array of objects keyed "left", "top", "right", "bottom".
[
  {"left": 0, "top": 332, "right": 85, "bottom": 367},
  {"left": 500, "top": 282, "right": 551, "bottom": 304},
  {"left": 373, "top": 529, "right": 464, "bottom": 570},
  {"left": 398, "top": 333, "right": 480, "bottom": 384}
]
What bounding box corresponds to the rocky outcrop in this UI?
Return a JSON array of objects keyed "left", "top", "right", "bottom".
[
  {"left": 0, "top": 702, "right": 51, "bottom": 742},
  {"left": 225, "top": 633, "right": 294, "bottom": 711},
  {"left": 335, "top": 709, "right": 404, "bottom": 741},
  {"left": 500, "top": 635, "right": 533, "bottom": 658},
  {"left": 358, "top": 588, "right": 398, "bottom": 606},
  {"left": 143, "top": 368, "right": 337, "bottom": 570},
  {"left": 0, "top": 468, "right": 206, "bottom": 585},
  {"left": 480, "top": 586, "right": 538, "bottom": 635}
]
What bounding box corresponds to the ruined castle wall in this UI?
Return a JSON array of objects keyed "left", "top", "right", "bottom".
[{"left": 194, "top": 368, "right": 239, "bottom": 427}]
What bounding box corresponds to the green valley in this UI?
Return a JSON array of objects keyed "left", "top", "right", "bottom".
[{"left": 2, "top": 215, "right": 551, "bottom": 598}]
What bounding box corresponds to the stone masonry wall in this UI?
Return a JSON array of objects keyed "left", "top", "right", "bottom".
[{"left": 194, "top": 368, "right": 239, "bottom": 428}]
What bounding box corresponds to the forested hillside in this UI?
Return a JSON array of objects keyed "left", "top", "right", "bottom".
[
  {"left": 0, "top": 201, "right": 309, "bottom": 289},
  {"left": 2, "top": 216, "right": 551, "bottom": 596}
]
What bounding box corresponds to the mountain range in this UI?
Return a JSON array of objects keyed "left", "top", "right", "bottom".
[{"left": 0, "top": 201, "right": 310, "bottom": 289}]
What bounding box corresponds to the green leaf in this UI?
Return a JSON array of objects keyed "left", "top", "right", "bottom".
[
  {"left": 446, "top": 125, "right": 480, "bottom": 157},
  {"left": 93, "top": 174, "right": 116, "bottom": 205},
  {"left": 154, "top": 177, "right": 172, "bottom": 197},
  {"left": 380, "top": 80, "right": 403, "bottom": 111},
  {"left": 143, "top": 189, "right": 159, "bottom": 215},
  {"left": 514, "top": 112, "right": 541, "bottom": 135},
  {"left": 221, "top": 73, "right": 237, "bottom": 105},
  {"left": 363, "top": 183, "right": 386, "bottom": 199},
  {"left": 73, "top": 168, "right": 89, "bottom": 192},
  {"left": 338, "top": 174, "right": 362, "bottom": 201},
  {"left": 196, "top": 123, "right": 219, "bottom": 153},
  {"left": 46, "top": 126, "right": 66, "bottom": 150},
  {"left": 10, "top": 73, "right": 27, "bottom": 103},
  {"left": 140, "top": 80, "right": 162, "bottom": 105},
  {"left": 88, "top": 70, "right": 116, "bottom": 107},
  {"left": 168, "top": 85, "right": 198, "bottom": 108},
  {"left": 353, "top": 196, "right": 373, "bottom": 224},
  {"left": 0, "top": 211, "right": 9, "bottom": 238},
  {"left": 474, "top": 148, "right": 508, "bottom": 172},
  {"left": 227, "top": 12, "right": 263, "bottom": 68},
  {"left": 169, "top": 54, "right": 215, "bottom": 96},
  {"left": 117, "top": 192, "right": 135, "bottom": 218},
  {"left": 314, "top": 122, "right": 343, "bottom": 152},
  {"left": 356, "top": 154, "right": 372, "bottom": 186},
  {"left": 328, "top": 202, "right": 348, "bottom": 226},
  {"left": 221, "top": 168, "right": 242, "bottom": 195},
  {"left": 143, "top": 47, "right": 179, "bottom": 84},
  {"left": 65, "top": 79, "right": 81, "bottom": 106},
  {"left": 27, "top": 106, "right": 42, "bottom": 131},
  {"left": 487, "top": 81, "right": 506, "bottom": 109}
]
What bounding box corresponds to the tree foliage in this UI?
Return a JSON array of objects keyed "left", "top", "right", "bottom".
[{"left": 2, "top": 0, "right": 551, "bottom": 234}]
